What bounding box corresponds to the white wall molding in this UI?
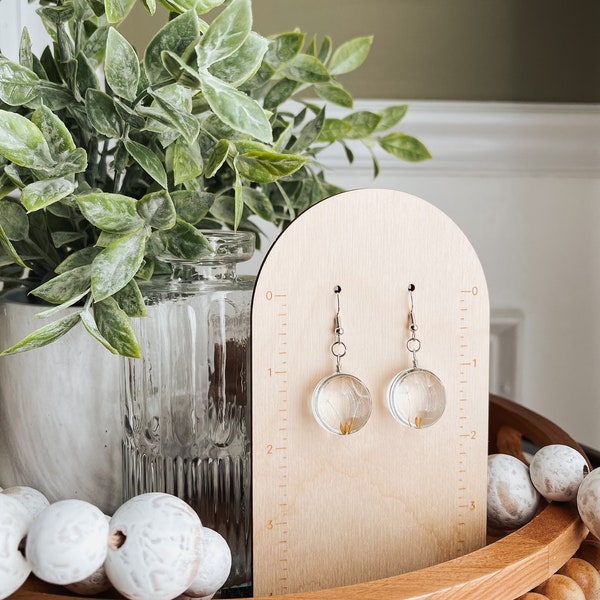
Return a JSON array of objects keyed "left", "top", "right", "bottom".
[{"left": 320, "top": 100, "right": 600, "bottom": 178}]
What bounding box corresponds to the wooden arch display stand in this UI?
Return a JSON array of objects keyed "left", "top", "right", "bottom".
[{"left": 251, "top": 189, "right": 490, "bottom": 595}]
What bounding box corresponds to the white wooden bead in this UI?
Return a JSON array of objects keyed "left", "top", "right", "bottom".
[
  {"left": 2, "top": 486, "right": 49, "bottom": 519},
  {"left": 65, "top": 514, "right": 112, "bottom": 596},
  {"left": 487, "top": 453, "right": 540, "bottom": 529},
  {"left": 529, "top": 444, "right": 588, "bottom": 502},
  {"left": 25, "top": 499, "right": 108, "bottom": 585},
  {"left": 577, "top": 468, "right": 600, "bottom": 539},
  {"left": 183, "top": 528, "right": 232, "bottom": 598},
  {"left": 105, "top": 492, "right": 203, "bottom": 600},
  {"left": 0, "top": 493, "right": 32, "bottom": 600}
]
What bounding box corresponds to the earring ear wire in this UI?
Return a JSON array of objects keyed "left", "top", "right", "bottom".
[
  {"left": 386, "top": 284, "right": 446, "bottom": 429},
  {"left": 311, "top": 286, "right": 372, "bottom": 436}
]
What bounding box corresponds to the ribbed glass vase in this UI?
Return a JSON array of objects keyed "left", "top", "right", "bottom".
[{"left": 121, "top": 231, "right": 255, "bottom": 595}]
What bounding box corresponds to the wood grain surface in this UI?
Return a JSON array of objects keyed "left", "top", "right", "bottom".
[{"left": 251, "top": 189, "right": 490, "bottom": 595}]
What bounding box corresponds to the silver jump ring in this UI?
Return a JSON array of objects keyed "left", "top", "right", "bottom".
[
  {"left": 406, "top": 337, "right": 421, "bottom": 354},
  {"left": 331, "top": 341, "right": 347, "bottom": 358}
]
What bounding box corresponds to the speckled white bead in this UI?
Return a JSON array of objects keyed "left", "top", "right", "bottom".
[
  {"left": 105, "top": 492, "right": 203, "bottom": 600},
  {"left": 65, "top": 514, "right": 112, "bottom": 596},
  {"left": 577, "top": 468, "right": 600, "bottom": 539},
  {"left": 487, "top": 453, "right": 541, "bottom": 529},
  {"left": 25, "top": 499, "right": 109, "bottom": 585},
  {"left": 183, "top": 528, "right": 232, "bottom": 598},
  {"left": 0, "top": 493, "right": 33, "bottom": 599},
  {"left": 2, "top": 486, "right": 50, "bottom": 519},
  {"left": 529, "top": 444, "right": 588, "bottom": 502}
]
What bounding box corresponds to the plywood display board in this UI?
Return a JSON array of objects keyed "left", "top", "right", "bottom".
[{"left": 252, "top": 189, "right": 489, "bottom": 596}]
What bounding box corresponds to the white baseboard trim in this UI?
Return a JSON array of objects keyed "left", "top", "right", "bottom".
[{"left": 318, "top": 100, "right": 600, "bottom": 178}]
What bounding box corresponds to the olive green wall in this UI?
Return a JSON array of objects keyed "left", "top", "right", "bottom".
[{"left": 121, "top": 0, "right": 600, "bottom": 102}]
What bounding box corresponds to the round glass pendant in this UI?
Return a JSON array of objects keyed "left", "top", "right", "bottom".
[
  {"left": 311, "top": 373, "right": 372, "bottom": 435},
  {"left": 387, "top": 367, "right": 446, "bottom": 428}
]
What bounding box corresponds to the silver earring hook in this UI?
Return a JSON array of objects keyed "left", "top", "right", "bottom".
[
  {"left": 331, "top": 285, "right": 346, "bottom": 372},
  {"left": 407, "top": 284, "right": 421, "bottom": 367}
]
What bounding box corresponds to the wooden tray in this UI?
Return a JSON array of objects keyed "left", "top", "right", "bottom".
[{"left": 11, "top": 394, "right": 589, "bottom": 600}]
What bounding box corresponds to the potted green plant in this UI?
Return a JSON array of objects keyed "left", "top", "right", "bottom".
[
  {"left": 0, "top": 0, "right": 432, "bottom": 555},
  {"left": 0, "top": 0, "right": 430, "bottom": 357}
]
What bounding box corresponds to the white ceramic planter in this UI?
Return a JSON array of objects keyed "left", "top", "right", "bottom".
[{"left": 0, "top": 295, "right": 123, "bottom": 514}]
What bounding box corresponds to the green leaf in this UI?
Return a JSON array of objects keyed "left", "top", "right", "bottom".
[
  {"left": 51, "top": 231, "right": 85, "bottom": 247},
  {"left": 104, "top": 0, "right": 136, "bottom": 24},
  {"left": 0, "top": 57, "right": 39, "bottom": 106},
  {"left": 280, "top": 54, "right": 330, "bottom": 84},
  {"left": 77, "top": 192, "right": 145, "bottom": 233},
  {"left": 290, "top": 108, "right": 325, "bottom": 153},
  {"left": 82, "top": 26, "right": 110, "bottom": 63},
  {"left": 105, "top": 28, "right": 140, "bottom": 101},
  {"left": 141, "top": 0, "right": 156, "bottom": 14},
  {"left": 0, "top": 223, "right": 27, "bottom": 268},
  {"left": 137, "top": 190, "right": 176, "bottom": 230},
  {"left": 209, "top": 32, "right": 268, "bottom": 87},
  {"left": 31, "top": 105, "right": 76, "bottom": 157},
  {"left": 112, "top": 279, "right": 147, "bottom": 317},
  {"left": 159, "top": 219, "right": 211, "bottom": 260},
  {"left": 263, "top": 78, "right": 299, "bottom": 111},
  {"left": 375, "top": 104, "right": 408, "bottom": 132},
  {"left": 171, "top": 190, "right": 214, "bottom": 224},
  {"left": 315, "top": 81, "right": 353, "bottom": 108},
  {"left": 204, "top": 139, "right": 230, "bottom": 178},
  {"left": 200, "top": 73, "right": 272, "bottom": 143},
  {"left": 85, "top": 89, "right": 122, "bottom": 138},
  {"left": 0, "top": 313, "right": 80, "bottom": 356},
  {"left": 173, "top": 138, "right": 203, "bottom": 184},
  {"left": 96, "top": 231, "right": 122, "bottom": 248},
  {"left": 38, "top": 81, "right": 74, "bottom": 110},
  {"left": 31, "top": 264, "right": 91, "bottom": 304},
  {"left": 93, "top": 297, "right": 141, "bottom": 358},
  {"left": 242, "top": 186, "right": 275, "bottom": 221},
  {"left": 19, "top": 28, "right": 34, "bottom": 71},
  {"left": 80, "top": 309, "right": 118, "bottom": 354},
  {"left": 235, "top": 151, "right": 307, "bottom": 184},
  {"left": 329, "top": 36, "right": 373, "bottom": 76},
  {"left": 45, "top": 148, "right": 87, "bottom": 178},
  {"left": 379, "top": 132, "right": 432, "bottom": 162},
  {"left": 144, "top": 9, "right": 201, "bottom": 84},
  {"left": 0, "top": 200, "right": 28, "bottom": 241},
  {"left": 149, "top": 90, "right": 200, "bottom": 144},
  {"left": 196, "top": 0, "right": 251, "bottom": 67},
  {"left": 55, "top": 246, "right": 102, "bottom": 274},
  {"left": 318, "top": 36, "right": 333, "bottom": 64},
  {"left": 124, "top": 140, "right": 168, "bottom": 188},
  {"left": 160, "top": 50, "right": 201, "bottom": 88},
  {"left": 21, "top": 178, "right": 76, "bottom": 212},
  {"left": 317, "top": 118, "right": 352, "bottom": 143},
  {"left": 35, "top": 289, "right": 89, "bottom": 319},
  {"left": 75, "top": 51, "right": 99, "bottom": 98},
  {"left": 113, "top": 97, "right": 146, "bottom": 129},
  {"left": 343, "top": 111, "right": 381, "bottom": 139},
  {"left": 234, "top": 170, "right": 243, "bottom": 230},
  {"left": 0, "top": 110, "right": 54, "bottom": 169},
  {"left": 265, "top": 32, "right": 305, "bottom": 67},
  {"left": 91, "top": 228, "right": 149, "bottom": 301}
]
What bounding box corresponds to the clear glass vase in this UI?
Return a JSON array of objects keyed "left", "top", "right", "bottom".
[{"left": 121, "top": 231, "right": 255, "bottom": 595}]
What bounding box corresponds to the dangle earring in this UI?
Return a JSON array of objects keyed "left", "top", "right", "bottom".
[
  {"left": 311, "top": 286, "right": 372, "bottom": 435},
  {"left": 387, "top": 284, "right": 446, "bottom": 429}
]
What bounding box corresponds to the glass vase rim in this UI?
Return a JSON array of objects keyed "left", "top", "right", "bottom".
[{"left": 161, "top": 230, "right": 255, "bottom": 266}]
